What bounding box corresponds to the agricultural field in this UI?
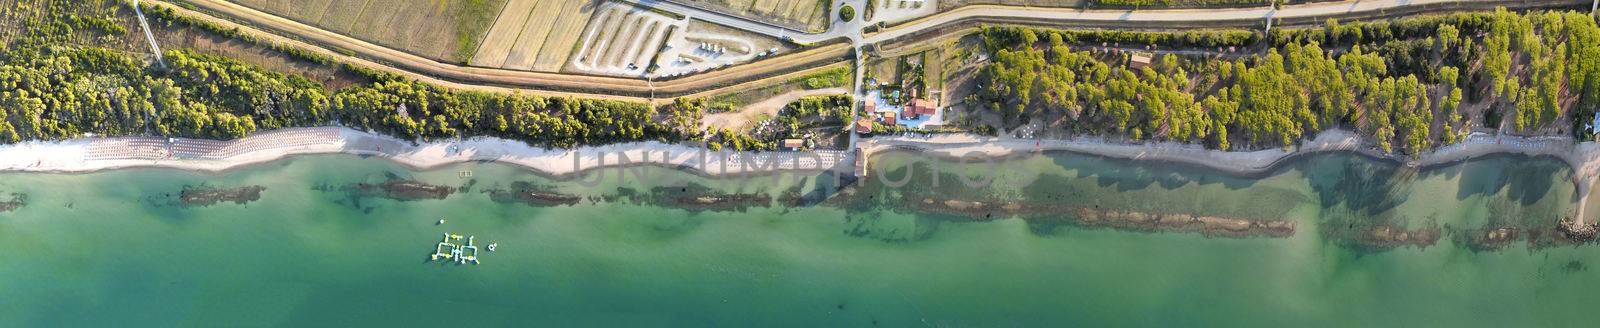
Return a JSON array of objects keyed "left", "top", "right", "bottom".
[
  {"left": 220, "top": 0, "right": 507, "bottom": 63},
  {"left": 672, "top": 0, "right": 832, "bottom": 33},
  {"left": 563, "top": 2, "right": 674, "bottom": 76},
  {"left": 469, "top": 0, "right": 594, "bottom": 72}
]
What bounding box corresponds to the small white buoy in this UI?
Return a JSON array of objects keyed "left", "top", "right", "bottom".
[{"left": 437, "top": 218, "right": 446, "bottom": 225}]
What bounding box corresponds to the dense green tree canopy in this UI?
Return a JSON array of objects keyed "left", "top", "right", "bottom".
[{"left": 975, "top": 9, "right": 1600, "bottom": 154}]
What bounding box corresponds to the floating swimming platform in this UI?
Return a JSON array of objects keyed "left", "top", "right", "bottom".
[
  {"left": 430, "top": 233, "right": 456, "bottom": 261},
  {"left": 429, "top": 232, "right": 481, "bottom": 265},
  {"left": 460, "top": 236, "right": 480, "bottom": 265}
]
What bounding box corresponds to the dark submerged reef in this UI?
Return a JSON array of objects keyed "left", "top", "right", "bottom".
[{"left": 179, "top": 185, "right": 266, "bottom": 206}]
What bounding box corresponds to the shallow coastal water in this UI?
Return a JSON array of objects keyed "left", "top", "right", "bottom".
[{"left": 1, "top": 153, "right": 1596, "bottom": 326}]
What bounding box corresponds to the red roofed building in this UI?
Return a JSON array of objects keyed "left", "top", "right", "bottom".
[
  {"left": 905, "top": 99, "right": 935, "bottom": 119},
  {"left": 856, "top": 118, "right": 874, "bottom": 134},
  {"left": 882, "top": 111, "right": 898, "bottom": 125},
  {"left": 863, "top": 101, "right": 875, "bottom": 113}
]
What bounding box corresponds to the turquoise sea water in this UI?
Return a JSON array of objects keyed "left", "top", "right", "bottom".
[{"left": 1, "top": 152, "right": 1596, "bottom": 327}]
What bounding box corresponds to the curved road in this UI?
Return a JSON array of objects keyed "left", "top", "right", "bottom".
[
  {"left": 866, "top": 0, "right": 1587, "bottom": 43},
  {"left": 636, "top": 0, "right": 1588, "bottom": 44},
  {"left": 149, "top": 0, "right": 853, "bottom": 101},
  {"left": 155, "top": 0, "right": 1585, "bottom": 100}
]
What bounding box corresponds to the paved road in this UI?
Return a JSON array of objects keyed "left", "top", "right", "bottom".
[
  {"left": 868, "top": 0, "right": 1589, "bottom": 43},
  {"left": 146, "top": 0, "right": 856, "bottom": 101},
  {"left": 160, "top": 0, "right": 1585, "bottom": 101},
  {"left": 640, "top": 0, "right": 1587, "bottom": 45}
]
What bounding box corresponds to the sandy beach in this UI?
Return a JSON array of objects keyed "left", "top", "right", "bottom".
[
  {"left": 5, "top": 127, "right": 1600, "bottom": 180},
  {"left": 0, "top": 127, "right": 850, "bottom": 177},
  {"left": 4, "top": 125, "right": 1597, "bottom": 230},
  {"left": 5, "top": 127, "right": 1600, "bottom": 178},
  {"left": 863, "top": 129, "right": 1600, "bottom": 178},
  {"left": 858, "top": 130, "right": 1600, "bottom": 226}
]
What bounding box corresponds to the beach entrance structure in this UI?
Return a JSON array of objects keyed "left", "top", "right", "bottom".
[
  {"left": 854, "top": 147, "right": 869, "bottom": 178},
  {"left": 130, "top": 0, "right": 165, "bottom": 68},
  {"left": 1128, "top": 52, "right": 1153, "bottom": 70}
]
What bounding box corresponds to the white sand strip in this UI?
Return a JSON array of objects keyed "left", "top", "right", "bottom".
[
  {"left": 0, "top": 127, "right": 849, "bottom": 176},
  {"left": 4, "top": 127, "right": 1600, "bottom": 182}
]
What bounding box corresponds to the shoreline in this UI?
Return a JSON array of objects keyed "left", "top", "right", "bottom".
[
  {"left": 861, "top": 129, "right": 1600, "bottom": 179},
  {"left": 3, "top": 127, "right": 1598, "bottom": 178},
  {"left": 0, "top": 127, "right": 853, "bottom": 178},
  {"left": 856, "top": 129, "right": 1600, "bottom": 229},
  {"left": 4, "top": 126, "right": 1597, "bottom": 239}
]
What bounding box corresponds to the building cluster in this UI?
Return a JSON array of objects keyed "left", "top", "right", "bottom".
[
  {"left": 856, "top": 97, "right": 939, "bottom": 134},
  {"left": 698, "top": 42, "right": 726, "bottom": 55}
]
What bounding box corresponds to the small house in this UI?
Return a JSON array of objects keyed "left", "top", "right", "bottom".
[
  {"left": 782, "top": 139, "right": 805, "bottom": 151},
  {"left": 1129, "top": 52, "right": 1153, "bottom": 70},
  {"left": 856, "top": 118, "right": 874, "bottom": 134},
  {"left": 907, "top": 99, "right": 935, "bottom": 119},
  {"left": 882, "top": 111, "right": 898, "bottom": 126}
]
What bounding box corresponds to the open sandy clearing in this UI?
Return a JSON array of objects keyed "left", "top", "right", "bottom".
[
  {"left": 569, "top": 2, "right": 681, "bottom": 77},
  {"left": 670, "top": 0, "right": 831, "bottom": 32},
  {"left": 703, "top": 88, "right": 848, "bottom": 131},
  {"left": 654, "top": 19, "right": 792, "bottom": 78}
]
